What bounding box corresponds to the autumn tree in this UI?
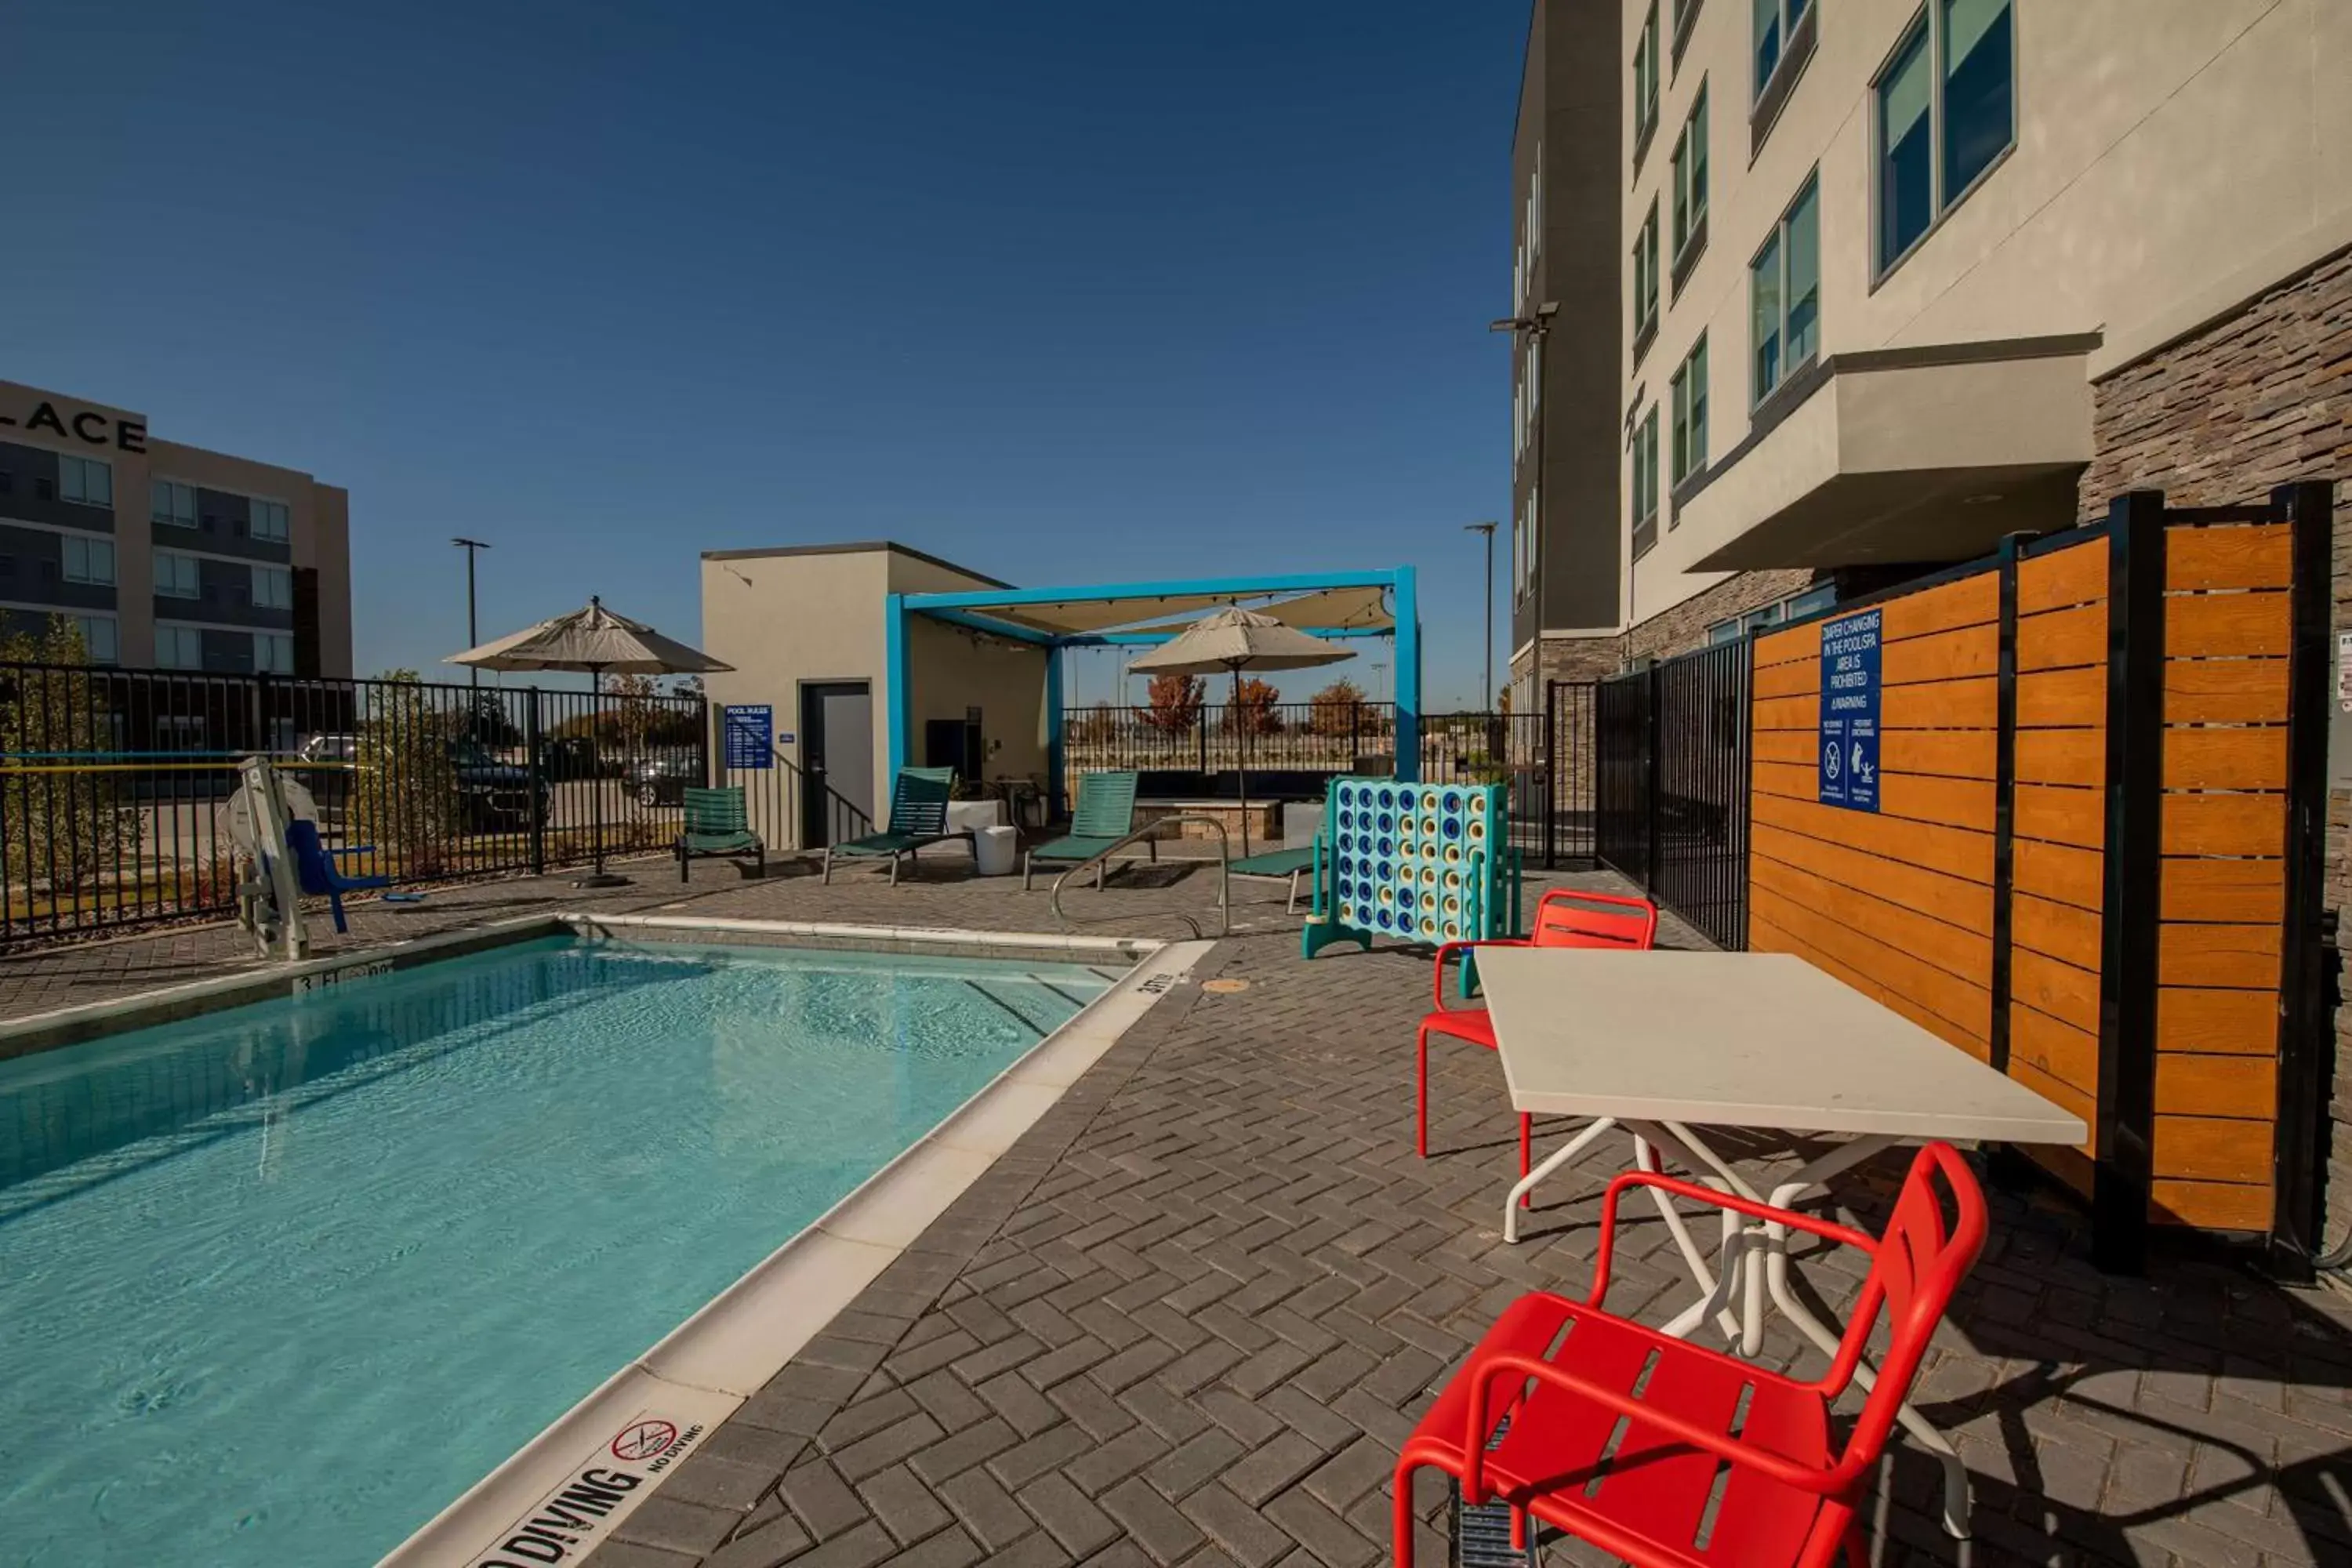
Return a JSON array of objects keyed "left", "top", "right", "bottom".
[
  {"left": 0, "top": 616, "right": 140, "bottom": 894},
  {"left": 1306, "top": 677, "right": 1368, "bottom": 736},
  {"left": 1140, "top": 673, "right": 1204, "bottom": 734},
  {"left": 1223, "top": 677, "right": 1283, "bottom": 735}
]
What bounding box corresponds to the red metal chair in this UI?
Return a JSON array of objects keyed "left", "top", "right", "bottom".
[
  {"left": 1392, "top": 1142, "right": 1988, "bottom": 1568},
  {"left": 1415, "top": 888, "right": 1658, "bottom": 1185}
]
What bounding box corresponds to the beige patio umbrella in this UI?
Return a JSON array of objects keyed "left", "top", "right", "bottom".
[
  {"left": 1126, "top": 605, "right": 1352, "bottom": 857},
  {"left": 447, "top": 597, "right": 732, "bottom": 887}
]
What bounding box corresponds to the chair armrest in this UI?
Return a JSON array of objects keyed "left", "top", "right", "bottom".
[
  {"left": 1429, "top": 938, "right": 1530, "bottom": 1011},
  {"left": 1585, "top": 1169, "right": 1876, "bottom": 1310},
  {"left": 325, "top": 844, "right": 377, "bottom": 858},
  {"left": 1465, "top": 1352, "right": 1833, "bottom": 1504}
]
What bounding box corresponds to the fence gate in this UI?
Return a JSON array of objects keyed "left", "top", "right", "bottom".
[{"left": 1595, "top": 644, "right": 1751, "bottom": 950}]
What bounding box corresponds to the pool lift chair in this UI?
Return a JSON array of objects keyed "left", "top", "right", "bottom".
[{"left": 228, "top": 755, "right": 312, "bottom": 961}]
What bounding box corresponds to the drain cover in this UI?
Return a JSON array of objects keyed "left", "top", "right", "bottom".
[{"left": 1202, "top": 978, "right": 1250, "bottom": 995}]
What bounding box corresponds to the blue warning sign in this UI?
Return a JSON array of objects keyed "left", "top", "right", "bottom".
[{"left": 1817, "top": 608, "right": 1881, "bottom": 813}]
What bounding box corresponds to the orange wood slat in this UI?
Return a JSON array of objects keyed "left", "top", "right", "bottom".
[
  {"left": 2166, "top": 591, "right": 2291, "bottom": 658},
  {"left": 1882, "top": 625, "right": 2000, "bottom": 685},
  {"left": 2154, "top": 1116, "right": 2274, "bottom": 1185},
  {"left": 2014, "top": 784, "right": 2106, "bottom": 850},
  {"left": 2009, "top": 1059, "right": 2097, "bottom": 1149},
  {"left": 2162, "top": 793, "right": 2286, "bottom": 858},
  {"left": 2016, "top": 537, "right": 2108, "bottom": 614},
  {"left": 1749, "top": 850, "right": 1994, "bottom": 984},
  {"left": 2011, "top": 946, "right": 2100, "bottom": 1035},
  {"left": 2009, "top": 1000, "right": 2098, "bottom": 1099},
  {"left": 2159, "top": 857, "right": 2285, "bottom": 925},
  {"left": 2165, "top": 524, "right": 2292, "bottom": 592},
  {"left": 1753, "top": 622, "right": 1819, "bottom": 671},
  {"left": 1751, "top": 761, "right": 1998, "bottom": 830},
  {"left": 2013, "top": 836, "right": 2103, "bottom": 913},
  {"left": 2016, "top": 728, "right": 2103, "bottom": 787},
  {"left": 1883, "top": 728, "right": 1998, "bottom": 780},
  {"left": 2013, "top": 893, "right": 2102, "bottom": 970},
  {"left": 2017, "top": 603, "right": 2107, "bottom": 671},
  {"left": 2029, "top": 1143, "right": 2097, "bottom": 1200},
  {"left": 1752, "top": 659, "right": 1817, "bottom": 700},
  {"left": 2163, "top": 658, "right": 2289, "bottom": 724},
  {"left": 2157, "top": 922, "right": 2282, "bottom": 991},
  {"left": 1751, "top": 821, "right": 1994, "bottom": 933},
  {"left": 2150, "top": 1179, "right": 2273, "bottom": 1231},
  {"left": 2016, "top": 667, "right": 2106, "bottom": 728},
  {"left": 1748, "top": 791, "right": 1994, "bottom": 882},
  {"left": 1748, "top": 887, "right": 1994, "bottom": 1047},
  {"left": 1748, "top": 909, "right": 1992, "bottom": 1061},
  {"left": 2154, "top": 1054, "right": 2278, "bottom": 1120},
  {"left": 2158, "top": 986, "right": 2280, "bottom": 1056},
  {"left": 2161, "top": 725, "right": 2288, "bottom": 789},
  {"left": 1881, "top": 572, "right": 1999, "bottom": 641}
]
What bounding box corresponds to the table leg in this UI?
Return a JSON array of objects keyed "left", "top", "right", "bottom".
[
  {"left": 1621, "top": 1122, "right": 1744, "bottom": 1347},
  {"left": 1760, "top": 1152, "right": 1971, "bottom": 1540},
  {"left": 1500, "top": 1117, "right": 1616, "bottom": 1243}
]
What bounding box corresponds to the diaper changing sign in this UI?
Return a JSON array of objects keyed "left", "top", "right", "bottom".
[{"left": 1817, "top": 608, "right": 1881, "bottom": 812}]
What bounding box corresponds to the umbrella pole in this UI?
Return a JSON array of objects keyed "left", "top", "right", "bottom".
[{"left": 1231, "top": 662, "right": 1250, "bottom": 860}]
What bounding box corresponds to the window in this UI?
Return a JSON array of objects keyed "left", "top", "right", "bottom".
[
  {"left": 1704, "top": 581, "right": 1836, "bottom": 644},
  {"left": 151, "top": 481, "right": 198, "bottom": 529},
  {"left": 1750, "top": 171, "right": 1820, "bottom": 403},
  {"left": 1875, "top": 0, "right": 2014, "bottom": 275},
  {"left": 249, "top": 499, "right": 291, "bottom": 543},
  {"left": 1631, "top": 408, "right": 1660, "bottom": 556},
  {"left": 156, "top": 625, "right": 204, "bottom": 670},
  {"left": 1515, "top": 485, "right": 1539, "bottom": 599},
  {"left": 1633, "top": 2, "right": 1661, "bottom": 155},
  {"left": 1671, "top": 84, "right": 1710, "bottom": 265},
  {"left": 154, "top": 550, "right": 202, "bottom": 600},
  {"left": 254, "top": 632, "right": 294, "bottom": 674},
  {"left": 252, "top": 563, "right": 292, "bottom": 610},
  {"left": 1671, "top": 335, "right": 1709, "bottom": 490},
  {"left": 1753, "top": 0, "right": 1814, "bottom": 100},
  {"left": 60, "top": 456, "right": 111, "bottom": 507},
  {"left": 73, "top": 615, "right": 118, "bottom": 665},
  {"left": 1633, "top": 201, "right": 1661, "bottom": 353},
  {"left": 62, "top": 534, "right": 115, "bottom": 586}
]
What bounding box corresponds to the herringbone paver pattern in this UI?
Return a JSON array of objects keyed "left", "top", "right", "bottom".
[{"left": 10, "top": 850, "right": 2352, "bottom": 1563}]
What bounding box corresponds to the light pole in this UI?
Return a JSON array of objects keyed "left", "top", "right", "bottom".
[
  {"left": 452, "top": 537, "right": 491, "bottom": 688},
  {"left": 1488, "top": 303, "right": 1559, "bottom": 696},
  {"left": 1465, "top": 521, "right": 1497, "bottom": 709}
]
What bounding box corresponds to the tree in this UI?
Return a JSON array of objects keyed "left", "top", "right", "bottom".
[
  {"left": 1224, "top": 677, "right": 1283, "bottom": 735},
  {"left": 353, "top": 669, "right": 460, "bottom": 877},
  {"left": 0, "top": 616, "right": 140, "bottom": 896},
  {"left": 1140, "top": 673, "right": 1204, "bottom": 734},
  {"left": 1306, "top": 677, "right": 1368, "bottom": 736},
  {"left": 604, "top": 672, "right": 663, "bottom": 757}
]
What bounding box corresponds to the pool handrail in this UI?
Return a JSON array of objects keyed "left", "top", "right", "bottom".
[{"left": 1049, "top": 815, "right": 1231, "bottom": 939}]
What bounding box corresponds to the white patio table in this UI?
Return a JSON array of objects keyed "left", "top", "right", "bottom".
[{"left": 1474, "top": 947, "right": 2089, "bottom": 1539}]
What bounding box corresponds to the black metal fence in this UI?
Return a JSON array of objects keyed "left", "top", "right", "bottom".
[
  {"left": 1057, "top": 695, "right": 1600, "bottom": 868},
  {"left": 717, "top": 739, "right": 874, "bottom": 853},
  {"left": 0, "top": 662, "right": 705, "bottom": 944},
  {"left": 1595, "top": 642, "right": 1751, "bottom": 949}
]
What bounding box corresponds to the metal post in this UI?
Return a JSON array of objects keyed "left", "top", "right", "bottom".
[
  {"left": 2093, "top": 490, "right": 2167, "bottom": 1275},
  {"left": 1988, "top": 535, "right": 2023, "bottom": 1073},
  {"left": 525, "top": 687, "right": 544, "bottom": 877},
  {"left": 1643, "top": 662, "right": 1663, "bottom": 893},
  {"left": 2268, "top": 478, "right": 2336, "bottom": 1281},
  {"left": 1542, "top": 678, "right": 1559, "bottom": 869},
  {"left": 452, "top": 538, "right": 491, "bottom": 689}
]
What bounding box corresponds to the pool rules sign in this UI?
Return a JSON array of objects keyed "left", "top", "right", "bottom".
[{"left": 1817, "top": 608, "right": 1881, "bottom": 812}]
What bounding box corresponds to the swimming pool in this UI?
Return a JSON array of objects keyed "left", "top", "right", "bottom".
[{"left": 0, "top": 935, "right": 1117, "bottom": 1566}]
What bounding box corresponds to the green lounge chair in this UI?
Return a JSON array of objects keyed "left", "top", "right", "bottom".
[
  {"left": 822, "top": 767, "right": 970, "bottom": 885},
  {"left": 1023, "top": 769, "right": 1149, "bottom": 890},
  {"left": 675, "top": 786, "right": 764, "bottom": 882},
  {"left": 1227, "top": 843, "right": 1317, "bottom": 913}
]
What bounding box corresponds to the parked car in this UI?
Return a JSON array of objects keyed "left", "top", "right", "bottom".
[
  {"left": 630, "top": 752, "right": 702, "bottom": 808},
  {"left": 448, "top": 740, "right": 549, "bottom": 830},
  {"left": 295, "top": 732, "right": 358, "bottom": 822}
]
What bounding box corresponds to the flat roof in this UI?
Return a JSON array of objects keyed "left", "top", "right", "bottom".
[{"left": 699, "top": 540, "right": 1011, "bottom": 587}]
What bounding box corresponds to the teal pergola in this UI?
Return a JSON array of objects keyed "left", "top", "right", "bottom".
[{"left": 887, "top": 567, "right": 1421, "bottom": 811}]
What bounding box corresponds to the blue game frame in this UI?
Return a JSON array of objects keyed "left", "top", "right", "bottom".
[{"left": 887, "top": 568, "right": 1421, "bottom": 815}]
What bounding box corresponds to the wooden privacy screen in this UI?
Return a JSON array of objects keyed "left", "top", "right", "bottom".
[
  {"left": 1743, "top": 483, "right": 2331, "bottom": 1269},
  {"left": 1750, "top": 573, "right": 2000, "bottom": 1060}
]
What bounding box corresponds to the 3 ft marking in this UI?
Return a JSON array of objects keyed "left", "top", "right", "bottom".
[{"left": 292, "top": 958, "right": 392, "bottom": 996}]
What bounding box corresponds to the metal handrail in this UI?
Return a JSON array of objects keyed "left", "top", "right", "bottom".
[{"left": 1050, "top": 815, "right": 1232, "bottom": 938}]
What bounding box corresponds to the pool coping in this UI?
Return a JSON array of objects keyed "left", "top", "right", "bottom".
[{"left": 378, "top": 924, "right": 1214, "bottom": 1568}]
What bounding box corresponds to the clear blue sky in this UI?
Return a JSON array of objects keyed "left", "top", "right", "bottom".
[{"left": 1, "top": 1, "right": 1528, "bottom": 708}]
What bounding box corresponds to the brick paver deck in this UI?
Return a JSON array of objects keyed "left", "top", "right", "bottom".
[{"left": 8, "top": 853, "right": 2350, "bottom": 1564}]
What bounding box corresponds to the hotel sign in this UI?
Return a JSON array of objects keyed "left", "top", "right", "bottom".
[{"left": 0, "top": 398, "right": 147, "bottom": 453}]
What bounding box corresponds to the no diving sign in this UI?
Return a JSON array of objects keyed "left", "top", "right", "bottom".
[
  {"left": 1817, "top": 608, "right": 1881, "bottom": 813},
  {"left": 466, "top": 1387, "right": 736, "bottom": 1567}
]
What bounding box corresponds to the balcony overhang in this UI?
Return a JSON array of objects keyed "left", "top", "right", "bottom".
[{"left": 1675, "top": 335, "right": 2099, "bottom": 572}]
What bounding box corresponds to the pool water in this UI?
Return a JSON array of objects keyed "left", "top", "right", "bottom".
[{"left": 0, "top": 936, "right": 1115, "bottom": 1566}]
